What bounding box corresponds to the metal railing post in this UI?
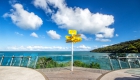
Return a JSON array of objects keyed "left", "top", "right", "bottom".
[
  {"left": 13, "top": 60, "right": 16, "bottom": 66},
  {"left": 10, "top": 55, "right": 14, "bottom": 66},
  {"left": 0, "top": 55, "right": 4, "bottom": 66},
  {"left": 127, "top": 56, "right": 131, "bottom": 68},
  {"left": 34, "top": 56, "right": 38, "bottom": 69},
  {"left": 19, "top": 56, "right": 23, "bottom": 67},
  {"left": 117, "top": 56, "right": 122, "bottom": 69},
  {"left": 108, "top": 56, "right": 114, "bottom": 70},
  {"left": 136, "top": 56, "right": 140, "bottom": 67},
  {"left": 27, "top": 56, "right": 31, "bottom": 68}
]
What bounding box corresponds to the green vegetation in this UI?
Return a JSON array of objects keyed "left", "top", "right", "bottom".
[
  {"left": 36, "top": 57, "right": 70, "bottom": 69},
  {"left": 36, "top": 57, "right": 100, "bottom": 69},
  {"left": 90, "top": 39, "right": 140, "bottom": 53},
  {"left": 74, "top": 60, "right": 100, "bottom": 69}
]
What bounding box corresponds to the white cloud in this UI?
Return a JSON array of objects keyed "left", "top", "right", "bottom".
[
  {"left": 7, "top": 46, "right": 70, "bottom": 51},
  {"left": 52, "top": 46, "right": 67, "bottom": 50},
  {"left": 80, "top": 34, "right": 92, "bottom": 41},
  {"left": 76, "top": 45, "right": 91, "bottom": 50},
  {"left": 30, "top": 32, "right": 38, "bottom": 38},
  {"left": 5, "top": 45, "right": 93, "bottom": 51},
  {"left": 47, "top": 30, "right": 61, "bottom": 39},
  {"left": 3, "top": 3, "right": 43, "bottom": 30},
  {"left": 101, "top": 45, "right": 109, "bottom": 47},
  {"left": 15, "top": 32, "right": 23, "bottom": 36},
  {"left": 95, "top": 38, "right": 111, "bottom": 42},
  {"left": 6, "top": 45, "right": 92, "bottom": 51},
  {"left": 33, "top": 0, "right": 115, "bottom": 41},
  {"left": 95, "top": 34, "right": 104, "bottom": 38},
  {"left": 95, "top": 33, "right": 112, "bottom": 42},
  {"left": 33, "top": 0, "right": 52, "bottom": 13},
  {"left": 115, "top": 34, "right": 119, "bottom": 37},
  {"left": 7, "top": 46, "right": 26, "bottom": 50},
  {"left": 26, "top": 46, "right": 52, "bottom": 50}
]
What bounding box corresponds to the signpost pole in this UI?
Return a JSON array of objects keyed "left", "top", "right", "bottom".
[
  {"left": 71, "top": 42, "right": 73, "bottom": 71},
  {"left": 66, "top": 30, "right": 82, "bottom": 71}
]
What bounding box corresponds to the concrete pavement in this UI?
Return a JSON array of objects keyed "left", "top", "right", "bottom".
[
  {"left": 98, "top": 69, "right": 140, "bottom": 80},
  {"left": 0, "top": 66, "right": 48, "bottom": 80},
  {"left": 37, "top": 67, "right": 109, "bottom": 80},
  {"left": 1, "top": 66, "right": 139, "bottom": 80}
]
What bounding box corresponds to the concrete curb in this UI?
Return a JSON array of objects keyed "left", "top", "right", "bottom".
[
  {"left": 34, "top": 69, "right": 49, "bottom": 80},
  {"left": 96, "top": 70, "right": 111, "bottom": 80}
]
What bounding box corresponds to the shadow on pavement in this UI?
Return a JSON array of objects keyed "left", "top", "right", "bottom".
[
  {"left": 131, "top": 75, "right": 140, "bottom": 78},
  {"left": 115, "top": 77, "right": 140, "bottom": 80}
]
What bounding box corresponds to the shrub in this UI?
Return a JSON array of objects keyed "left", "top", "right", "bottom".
[
  {"left": 74, "top": 60, "right": 100, "bottom": 69},
  {"left": 36, "top": 57, "right": 100, "bottom": 69}
]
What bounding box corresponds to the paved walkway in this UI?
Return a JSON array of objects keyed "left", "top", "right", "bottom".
[
  {"left": 0, "top": 66, "right": 48, "bottom": 80},
  {"left": 1, "top": 66, "right": 139, "bottom": 80},
  {"left": 37, "top": 67, "right": 109, "bottom": 80},
  {"left": 99, "top": 68, "right": 140, "bottom": 80}
]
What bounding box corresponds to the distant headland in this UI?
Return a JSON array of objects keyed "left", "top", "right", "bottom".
[{"left": 90, "top": 39, "right": 140, "bottom": 53}]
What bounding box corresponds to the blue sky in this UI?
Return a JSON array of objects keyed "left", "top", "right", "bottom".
[{"left": 0, "top": 0, "right": 140, "bottom": 51}]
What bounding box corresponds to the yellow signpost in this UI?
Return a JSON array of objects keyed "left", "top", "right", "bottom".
[{"left": 65, "top": 30, "right": 82, "bottom": 71}]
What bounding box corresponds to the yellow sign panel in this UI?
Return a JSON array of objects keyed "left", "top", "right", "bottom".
[
  {"left": 68, "top": 30, "right": 77, "bottom": 35},
  {"left": 66, "top": 30, "right": 82, "bottom": 43},
  {"left": 65, "top": 35, "right": 82, "bottom": 43}
]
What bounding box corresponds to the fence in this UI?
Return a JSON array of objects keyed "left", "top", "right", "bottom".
[{"left": 0, "top": 53, "right": 140, "bottom": 70}]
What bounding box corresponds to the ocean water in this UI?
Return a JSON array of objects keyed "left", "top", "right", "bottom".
[{"left": 0, "top": 51, "right": 108, "bottom": 56}]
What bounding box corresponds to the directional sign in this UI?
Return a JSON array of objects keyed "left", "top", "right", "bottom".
[
  {"left": 69, "top": 30, "right": 77, "bottom": 35},
  {"left": 65, "top": 35, "right": 82, "bottom": 43}
]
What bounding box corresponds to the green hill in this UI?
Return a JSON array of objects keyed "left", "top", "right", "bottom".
[{"left": 90, "top": 39, "right": 140, "bottom": 53}]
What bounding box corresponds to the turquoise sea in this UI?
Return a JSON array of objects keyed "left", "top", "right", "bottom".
[{"left": 0, "top": 51, "right": 107, "bottom": 55}]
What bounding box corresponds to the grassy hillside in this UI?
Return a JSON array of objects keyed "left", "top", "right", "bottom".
[{"left": 91, "top": 39, "right": 140, "bottom": 53}]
